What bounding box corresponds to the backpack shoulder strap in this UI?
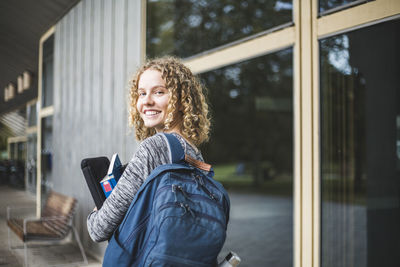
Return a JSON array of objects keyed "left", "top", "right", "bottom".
[
  {"left": 162, "top": 133, "right": 212, "bottom": 172},
  {"left": 162, "top": 133, "right": 185, "bottom": 163}
]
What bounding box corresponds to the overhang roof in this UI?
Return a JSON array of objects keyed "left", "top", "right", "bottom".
[{"left": 0, "top": 0, "right": 80, "bottom": 115}]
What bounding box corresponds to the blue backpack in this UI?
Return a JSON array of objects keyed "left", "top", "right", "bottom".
[{"left": 103, "top": 133, "right": 230, "bottom": 267}]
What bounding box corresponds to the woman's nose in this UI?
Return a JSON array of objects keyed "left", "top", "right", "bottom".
[{"left": 143, "top": 94, "right": 154, "bottom": 105}]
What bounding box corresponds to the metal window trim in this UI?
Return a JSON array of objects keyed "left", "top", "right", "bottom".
[
  {"left": 141, "top": 0, "right": 146, "bottom": 63},
  {"left": 185, "top": 26, "right": 295, "bottom": 74},
  {"left": 318, "top": 0, "right": 371, "bottom": 17},
  {"left": 318, "top": 13, "right": 400, "bottom": 40},
  {"left": 37, "top": 26, "right": 55, "bottom": 218},
  {"left": 317, "top": 0, "right": 400, "bottom": 39},
  {"left": 26, "top": 126, "right": 37, "bottom": 135},
  {"left": 184, "top": 22, "right": 295, "bottom": 62}
]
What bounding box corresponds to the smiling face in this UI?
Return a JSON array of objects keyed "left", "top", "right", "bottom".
[
  {"left": 130, "top": 57, "right": 210, "bottom": 144},
  {"left": 136, "top": 69, "right": 170, "bottom": 132}
]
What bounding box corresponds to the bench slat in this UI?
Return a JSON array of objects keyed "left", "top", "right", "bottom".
[
  {"left": 7, "top": 191, "right": 77, "bottom": 242},
  {"left": 7, "top": 219, "right": 63, "bottom": 241}
]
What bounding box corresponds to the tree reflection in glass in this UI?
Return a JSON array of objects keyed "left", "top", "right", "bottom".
[
  {"left": 201, "top": 49, "right": 293, "bottom": 192},
  {"left": 319, "top": 0, "right": 362, "bottom": 13},
  {"left": 147, "top": 0, "right": 293, "bottom": 58},
  {"left": 199, "top": 49, "right": 293, "bottom": 266},
  {"left": 320, "top": 19, "right": 400, "bottom": 267}
]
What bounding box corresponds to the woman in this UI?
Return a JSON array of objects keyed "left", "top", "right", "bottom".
[{"left": 87, "top": 56, "right": 211, "bottom": 242}]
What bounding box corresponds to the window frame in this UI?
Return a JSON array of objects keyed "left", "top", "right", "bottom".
[{"left": 36, "top": 26, "right": 55, "bottom": 218}]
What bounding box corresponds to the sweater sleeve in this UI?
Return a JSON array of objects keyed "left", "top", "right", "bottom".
[{"left": 87, "top": 134, "right": 170, "bottom": 242}]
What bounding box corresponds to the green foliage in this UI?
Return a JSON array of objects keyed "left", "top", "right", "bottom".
[
  {"left": 213, "top": 162, "right": 293, "bottom": 196},
  {"left": 147, "top": 0, "right": 292, "bottom": 58},
  {"left": 200, "top": 49, "right": 293, "bottom": 176}
]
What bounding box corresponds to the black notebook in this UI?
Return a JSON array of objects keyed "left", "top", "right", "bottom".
[{"left": 81, "top": 157, "right": 110, "bottom": 209}]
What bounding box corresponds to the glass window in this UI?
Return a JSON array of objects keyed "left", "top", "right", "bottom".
[
  {"left": 17, "top": 142, "right": 26, "bottom": 161},
  {"left": 8, "top": 141, "right": 26, "bottom": 188},
  {"left": 200, "top": 48, "right": 293, "bottom": 266},
  {"left": 9, "top": 143, "right": 16, "bottom": 160},
  {"left": 319, "top": 0, "right": 367, "bottom": 15},
  {"left": 41, "top": 116, "right": 53, "bottom": 192},
  {"left": 26, "top": 133, "right": 37, "bottom": 194},
  {"left": 27, "top": 102, "right": 37, "bottom": 127},
  {"left": 42, "top": 35, "right": 54, "bottom": 107},
  {"left": 147, "top": 0, "right": 293, "bottom": 58},
  {"left": 320, "top": 19, "right": 400, "bottom": 267}
]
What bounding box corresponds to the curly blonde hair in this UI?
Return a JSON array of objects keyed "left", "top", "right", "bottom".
[{"left": 129, "top": 56, "right": 211, "bottom": 146}]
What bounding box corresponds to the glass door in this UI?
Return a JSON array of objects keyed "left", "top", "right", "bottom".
[{"left": 320, "top": 18, "right": 400, "bottom": 267}]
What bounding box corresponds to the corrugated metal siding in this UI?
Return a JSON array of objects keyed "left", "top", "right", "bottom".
[{"left": 52, "top": 0, "right": 141, "bottom": 256}]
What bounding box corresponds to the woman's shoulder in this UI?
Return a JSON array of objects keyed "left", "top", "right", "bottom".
[
  {"left": 138, "top": 133, "right": 169, "bottom": 154},
  {"left": 130, "top": 134, "right": 170, "bottom": 166},
  {"left": 141, "top": 133, "right": 167, "bottom": 145},
  {"left": 138, "top": 132, "right": 203, "bottom": 162}
]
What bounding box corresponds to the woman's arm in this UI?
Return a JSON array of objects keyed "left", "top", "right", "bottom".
[{"left": 86, "top": 134, "right": 170, "bottom": 242}]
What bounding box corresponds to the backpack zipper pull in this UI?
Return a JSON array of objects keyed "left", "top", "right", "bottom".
[
  {"left": 172, "top": 184, "right": 193, "bottom": 203},
  {"left": 177, "top": 185, "right": 193, "bottom": 203},
  {"left": 203, "top": 186, "right": 217, "bottom": 201},
  {"left": 196, "top": 175, "right": 218, "bottom": 201},
  {"left": 179, "top": 202, "right": 187, "bottom": 216},
  {"left": 184, "top": 203, "right": 195, "bottom": 218},
  {"left": 172, "top": 184, "right": 178, "bottom": 202},
  {"left": 192, "top": 174, "right": 200, "bottom": 189},
  {"left": 179, "top": 202, "right": 195, "bottom": 218},
  {"left": 196, "top": 174, "right": 205, "bottom": 186}
]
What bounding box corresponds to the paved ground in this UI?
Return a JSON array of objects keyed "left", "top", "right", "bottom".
[
  {"left": 0, "top": 186, "right": 299, "bottom": 267},
  {"left": 219, "top": 192, "right": 293, "bottom": 267}
]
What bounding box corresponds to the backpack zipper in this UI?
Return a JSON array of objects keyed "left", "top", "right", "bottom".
[
  {"left": 159, "top": 171, "right": 223, "bottom": 203},
  {"left": 193, "top": 174, "right": 219, "bottom": 202},
  {"left": 156, "top": 184, "right": 224, "bottom": 213},
  {"left": 124, "top": 213, "right": 151, "bottom": 245},
  {"left": 172, "top": 184, "right": 194, "bottom": 203},
  {"left": 158, "top": 202, "right": 225, "bottom": 228}
]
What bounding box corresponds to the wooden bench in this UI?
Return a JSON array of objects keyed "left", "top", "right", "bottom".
[{"left": 7, "top": 191, "right": 88, "bottom": 266}]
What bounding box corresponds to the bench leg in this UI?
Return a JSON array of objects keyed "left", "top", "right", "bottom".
[
  {"left": 24, "top": 242, "right": 28, "bottom": 267},
  {"left": 72, "top": 226, "right": 88, "bottom": 265},
  {"left": 7, "top": 225, "right": 11, "bottom": 250}
]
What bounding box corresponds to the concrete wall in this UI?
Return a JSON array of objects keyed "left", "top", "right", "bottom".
[{"left": 52, "top": 0, "right": 142, "bottom": 257}]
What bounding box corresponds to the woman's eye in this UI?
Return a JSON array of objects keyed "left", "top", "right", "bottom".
[
  {"left": 155, "top": 90, "right": 165, "bottom": 95},
  {"left": 138, "top": 92, "right": 146, "bottom": 97}
]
